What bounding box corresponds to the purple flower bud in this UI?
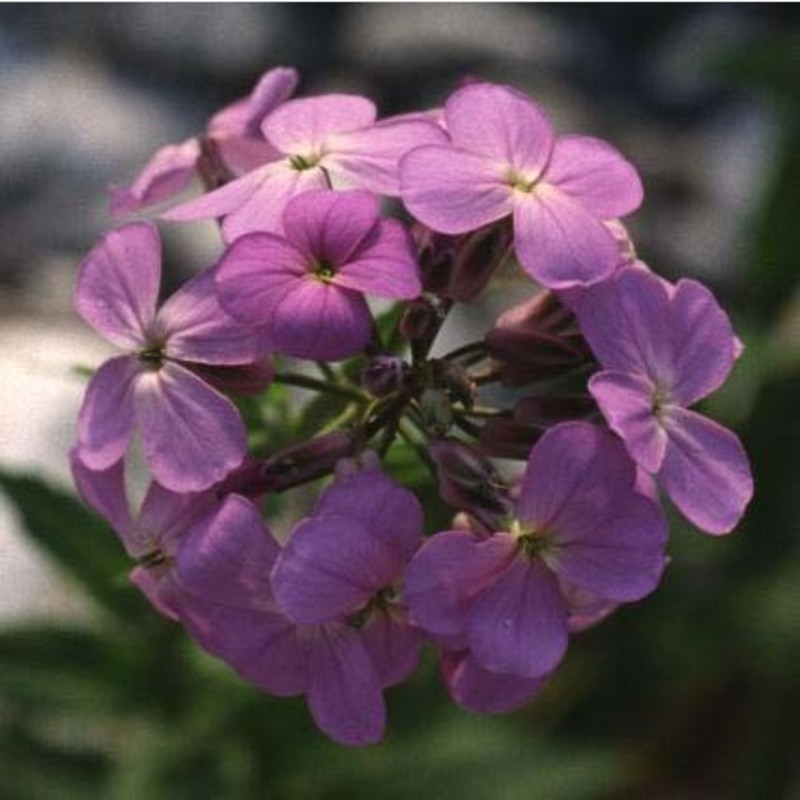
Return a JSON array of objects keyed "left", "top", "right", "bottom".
[
  {"left": 447, "top": 219, "right": 513, "bottom": 303},
  {"left": 363, "top": 355, "right": 410, "bottom": 397}
]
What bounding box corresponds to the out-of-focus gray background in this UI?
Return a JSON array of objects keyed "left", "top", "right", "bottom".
[{"left": 1, "top": 5, "right": 798, "bottom": 799}]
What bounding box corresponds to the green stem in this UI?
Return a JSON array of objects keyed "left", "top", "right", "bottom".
[{"left": 272, "top": 371, "right": 365, "bottom": 402}]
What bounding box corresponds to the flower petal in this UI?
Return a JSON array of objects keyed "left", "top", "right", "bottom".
[
  {"left": 445, "top": 83, "right": 554, "bottom": 175},
  {"left": 76, "top": 356, "right": 139, "bottom": 471},
  {"left": 360, "top": 608, "right": 422, "bottom": 688},
  {"left": 110, "top": 138, "right": 201, "bottom": 216},
  {"left": 334, "top": 219, "right": 421, "bottom": 300},
  {"left": 660, "top": 408, "right": 753, "bottom": 535},
  {"left": 544, "top": 134, "right": 643, "bottom": 219},
  {"left": 469, "top": 557, "right": 568, "bottom": 679},
  {"left": 400, "top": 145, "right": 514, "bottom": 234},
  {"left": 267, "top": 279, "right": 372, "bottom": 361},
  {"left": 306, "top": 623, "right": 386, "bottom": 746},
  {"left": 442, "top": 650, "right": 550, "bottom": 714},
  {"left": 137, "top": 482, "right": 215, "bottom": 557},
  {"left": 670, "top": 279, "right": 739, "bottom": 406},
  {"left": 315, "top": 466, "right": 423, "bottom": 564},
  {"left": 75, "top": 223, "right": 161, "bottom": 349},
  {"left": 263, "top": 94, "right": 376, "bottom": 154},
  {"left": 134, "top": 362, "right": 246, "bottom": 492},
  {"left": 324, "top": 118, "right": 449, "bottom": 195},
  {"left": 69, "top": 451, "right": 132, "bottom": 539},
  {"left": 282, "top": 189, "right": 378, "bottom": 265},
  {"left": 589, "top": 370, "right": 668, "bottom": 473},
  {"left": 214, "top": 232, "right": 307, "bottom": 326},
  {"left": 513, "top": 189, "right": 619, "bottom": 289},
  {"left": 158, "top": 267, "right": 268, "bottom": 365},
  {"left": 271, "top": 513, "right": 399, "bottom": 625},
  {"left": 404, "top": 531, "right": 516, "bottom": 643}
]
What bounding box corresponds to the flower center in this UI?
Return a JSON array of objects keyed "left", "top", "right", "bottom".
[
  {"left": 138, "top": 345, "right": 166, "bottom": 369},
  {"left": 312, "top": 260, "right": 337, "bottom": 282},
  {"left": 510, "top": 519, "right": 552, "bottom": 560},
  {"left": 289, "top": 153, "right": 320, "bottom": 171},
  {"left": 652, "top": 384, "right": 674, "bottom": 422},
  {"left": 507, "top": 170, "right": 537, "bottom": 194},
  {"left": 348, "top": 586, "right": 397, "bottom": 629}
]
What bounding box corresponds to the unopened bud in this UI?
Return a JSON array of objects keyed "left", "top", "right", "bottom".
[
  {"left": 419, "top": 388, "right": 453, "bottom": 436},
  {"left": 363, "top": 355, "right": 410, "bottom": 397}
]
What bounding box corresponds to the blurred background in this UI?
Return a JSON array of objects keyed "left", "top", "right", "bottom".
[{"left": 0, "top": 4, "right": 798, "bottom": 798}]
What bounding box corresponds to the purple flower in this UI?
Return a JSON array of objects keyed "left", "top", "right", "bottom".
[
  {"left": 70, "top": 452, "right": 216, "bottom": 618},
  {"left": 74, "top": 222, "right": 268, "bottom": 491},
  {"left": 569, "top": 266, "right": 754, "bottom": 534},
  {"left": 110, "top": 66, "right": 298, "bottom": 215},
  {"left": 404, "top": 422, "right": 667, "bottom": 680},
  {"left": 163, "top": 93, "right": 447, "bottom": 241},
  {"left": 173, "top": 463, "right": 425, "bottom": 746},
  {"left": 215, "top": 190, "right": 422, "bottom": 361},
  {"left": 400, "top": 82, "right": 643, "bottom": 289}
]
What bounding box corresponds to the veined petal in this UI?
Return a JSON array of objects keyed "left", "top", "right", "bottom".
[
  {"left": 306, "top": 623, "right": 386, "bottom": 746},
  {"left": 361, "top": 609, "right": 422, "bottom": 688},
  {"left": 282, "top": 189, "right": 378, "bottom": 265},
  {"left": 315, "top": 467, "right": 423, "bottom": 563},
  {"left": 544, "top": 134, "right": 643, "bottom": 219},
  {"left": 263, "top": 94, "right": 376, "bottom": 154},
  {"left": 445, "top": 83, "right": 554, "bottom": 175},
  {"left": 158, "top": 267, "right": 268, "bottom": 365},
  {"left": 69, "top": 451, "right": 132, "bottom": 540},
  {"left": 513, "top": 189, "right": 619, "bottom": 289},
  {"left": 660, "top": 408, "right": 753, "bottom": 535},
  {"left": 110, "top": 138, "right": 201, "bottom": 216},
  {"left": 76, "top": 356, "right": 139, "bottom": 471},
  {"left": 134, "top": 362, "right": 246, "bottom": 492},
  {"left": 267, "top": 279, "right": 372, "bottom": 361},
  {"left": 400, "top": 145, "right": 513, "bottom": 234},
  {"left": 404, "top": 531, "right": 516, "bottom": 641},
  {"left": 75, "top": 223, "right": 161, "bottom": 349},
  {"left": 324, "top": 117, "right": 449, "bottom": 195},
  {"left": 214, "top": 232, "right": 308, "bottom": 327},
  {"left": 334, "top": 219, "right": 421, "bottom": 300},
  {"left": 589, "top": 370, "right": 668, "bottom": 473},
  {"left": 442, "top": 650, "right": 550, "bottom": 714},
  {"left": 670, "top": 279, "right": 738, "bottom": 406},
  {"left": 271, "top": 513, "right": 399, "bottom": 625},
  {"left": 469, "top": 557, "right": 568, "bottom": 680}
]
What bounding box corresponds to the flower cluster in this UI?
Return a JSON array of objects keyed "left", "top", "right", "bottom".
[{"left": 71, "top": 67, "right": 753, "bottom": 746}]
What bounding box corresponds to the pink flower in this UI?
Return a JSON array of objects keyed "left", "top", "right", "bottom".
[
  {"left": 215, "top": 190, "right": 421, "bottom": 361},
  {"left": 400, "top": 82, "right": 643, "bottom": 289},
  {"left": 404, "top": 422, "right": 667, "bottom": 680},
  {"left": 569, "top": 266, "right": 754, "bottom": 534},
  {"left": 110, "top": 66, "right": 299, "bottom": 215},
  {"left": 163, "top": 93, "right": 448, "bottom": 240},
  {"left": 74, "top": 222, "right": 269, "bottom": 491}
]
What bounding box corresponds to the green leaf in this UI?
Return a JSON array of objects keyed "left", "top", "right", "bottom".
[{"left": 0, "top": 472, "right": 144, "bottom": 621}]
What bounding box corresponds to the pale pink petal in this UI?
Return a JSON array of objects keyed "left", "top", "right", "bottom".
[
  {"left": 137, "top": 482, "right": 215, "bottom": 556},
  {"left": 544, "top": 134, "right": 643, "bottom": 219},
  {"left": 271, "top": 513, "right": 399, "bottom": 625},
  {"left": 334, "top": 219, "right": 421, "bottom": 299},
  {"left": 282, "top": 189, "right": 378, "bottom": 264},
  {"left": 134, "top": 362, "right": 246, "bottom": 492},
  {"left": 324, "top": 118, "right": 449, "bottom": 194},
  {"left": 513, "top": 189, "right": 619, "bottom": 289},
  {"left": 267, "top": 279, "right": 372, "bottom": 361},
  {"left": 69, "top": 451, "right": 132, "bottom": 539},
  {"left": 76, "top": 356, "right": 139, "bottom": 471},
  {"left": 263, "top": 94, "right": 376, "bottom": 154},
  {"left": 361, "top": 609, "right": 422, "bottom": 688},
  {"left": 129, "top": 565, "right": 182, "bottom": 621},
  {"left": 215, "top": 137, "right": 281, "bottom": 176},
  {"left": 670, "top": 279, "right": 738, "bottom": 406},
  {"left": 469, "top": 557, "right": 568, "bottom": 679},
  {"left": 214, "top": 232, "right": 308, "bottom": 327},
  {"left": 158, "top": 268, "right": 268, "bottom": 365},
  {"left": 110, "top": 139, "right": 201, "bottom": 216},
  {"left": 589, "top": 370, "right": 668, "bottom": 473},
  {"left": 442, "top": 650, "right": 550, "bottom": 714},
  {"left": 400, "top": 146, "right": 513, "bottom": 234},
  {"left": 445, "top": 83, "right": 554, "bottom": 174},
  {"left": 75, "top": 223, "right": 161, "bottom": 349},
  {"left": 404, "top": 531, "right": 516, "bottom": 643},
  {"left": 660, "top": 408, "right": 753, "bottom": 535},
  {"left": 306, "top": 623, "right": 386, "bottom": 746}
]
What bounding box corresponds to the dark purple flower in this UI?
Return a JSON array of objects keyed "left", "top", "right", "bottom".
[
  {"left": 215, "top": 190, "right": 421, "bottom": 361},
  {"left": 164, "top": 93, "right": 447, "bottom": 241},
  {"left": 74, "top": 222, "right": 268, "bottom": 491},
  {"left": 569, "top": 266, "right": 754, "bottom": 534},
  {"left": 405, "top": 422, "right": 667, "bottom": 680},
  {"left": 400, "top": 82, "right": 643, "bottom": 289}
]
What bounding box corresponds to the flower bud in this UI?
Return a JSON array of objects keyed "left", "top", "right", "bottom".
[
  {"left": 363, "top": 355, "right": 410, "bottom": 397},
  {"left": 419, "top": 388, "right": 454, "bottom": 436},
  {"left": 448, "top": 219, "right": 513, "bottom": 302}
]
